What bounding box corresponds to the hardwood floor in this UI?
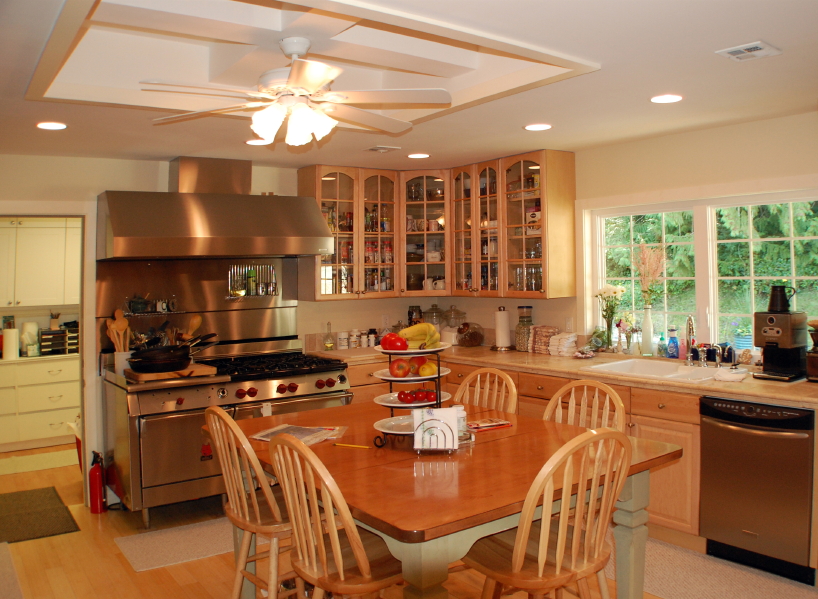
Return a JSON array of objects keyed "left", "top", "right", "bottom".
[{"left": 0, "top": 446, "right": 660, "bottom": 599}]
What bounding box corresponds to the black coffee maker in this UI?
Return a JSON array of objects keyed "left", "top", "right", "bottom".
[{"left": 752, "top": 285, "right": 808, "bottom": 381}]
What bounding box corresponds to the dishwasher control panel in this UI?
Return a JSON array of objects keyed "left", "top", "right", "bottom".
[{"left": 701, "top": 396, "right": 814, "bottom": 430}]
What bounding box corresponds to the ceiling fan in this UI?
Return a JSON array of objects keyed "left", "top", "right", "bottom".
[{"left": 141, "top": 37, "right": 452, "bottom": 146}]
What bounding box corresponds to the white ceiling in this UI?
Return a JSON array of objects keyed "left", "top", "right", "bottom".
[{"left": 1, "top": 0, "right": 817, "bottom": 171}]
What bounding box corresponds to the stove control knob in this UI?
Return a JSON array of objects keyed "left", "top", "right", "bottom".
[
  {"left": 247, "top": 387, "right": 258, "bottom": 398},
  {"left": 315, "top": 379, "right": 326, "bottom": 389},
  {"left": 176, "top": 397, "right": 185, "bottom": 405},
  {"left": 288, "top": 382, "right": 299, "bottom": 393},
  {"left": 235, "top": 388, "right": 247, "bottom": 399},
  {"left": 326, "top": 378, "right": 336, "bottom": 388},
  {"left": 338, "top": 374, "right": 347, "bottom": 384},
  {"left": 277, "top": 384, "right": 288, "bottom": 394}
]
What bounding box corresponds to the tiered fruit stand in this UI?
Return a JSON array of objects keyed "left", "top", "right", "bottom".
[{"left": 370, "top": 343, "right": 451, "bottom": 447}]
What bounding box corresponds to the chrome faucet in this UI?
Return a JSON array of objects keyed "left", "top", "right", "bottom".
[
  {"left": 699, "top": 345, "right": 709, "bottom": 368},
  {"left": 723, "top": 343, "right": 738, "bottom": 369},
  {"left": 685, "top": 315, "right": 695, "bottom": 366}
]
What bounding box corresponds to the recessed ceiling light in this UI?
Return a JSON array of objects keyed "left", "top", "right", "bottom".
[
  {"left": 37, "top": 122, "right": 67, "bottom": 130},
  {"left": 246, "top": 139, "right": 272, "bottom": 145},
  {"left": 651, "top": 94, "right": 683, "bottom": 104},
  {"left": 524, "top": 124, "right": 551, "bottom": 131},
  {"left": 528, "top": 165, "right": 540, "bottom": 170},
  {"left": 408, "top": 153, "right": 429, "bottom": 159}
]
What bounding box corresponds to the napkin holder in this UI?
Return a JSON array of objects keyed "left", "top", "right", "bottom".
[{"left": 413, "top": 407, "right": 458, "bottom": 452}]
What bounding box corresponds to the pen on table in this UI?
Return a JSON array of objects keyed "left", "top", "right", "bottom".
[{"left": 334, "top": 443, "right": 370, "bottom": 449}]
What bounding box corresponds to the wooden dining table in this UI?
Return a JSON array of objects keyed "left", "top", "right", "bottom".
[{"left": 231, "top": 401, "right": 682, "bottom": 599}]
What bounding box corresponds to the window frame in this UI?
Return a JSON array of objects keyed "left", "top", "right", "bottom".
[{"left": 584, "top": 188, "right": 818, "bottom": 344}]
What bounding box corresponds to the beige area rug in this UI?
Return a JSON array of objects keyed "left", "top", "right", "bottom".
[
  {"left": 0, "top": 543, "right": 24, "bottom": 599},
  {"left": 0, "top": 450, "right": 78, "bottom": 475},
  {"left": 116, "top": 517, "right": 235, "bottom": 572},
  {"left": 605, "top": 536, "right": 818, "bottom": 599}
]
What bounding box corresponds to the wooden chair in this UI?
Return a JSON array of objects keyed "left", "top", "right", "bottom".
[
  {"left": 205, "top": 406, "right": 298, "bottom": 599},
  {"left": 268, "top": 433, "right": 404, "bottom": 599},
  {"left": 462, "top": 428, "right": 632, "bottom": 599},
  {"left": 452, "top": 368, "right": 518, "bottom": 413},
  {"left": 543, "top": 380, "right": 627, "bottom": 432}
]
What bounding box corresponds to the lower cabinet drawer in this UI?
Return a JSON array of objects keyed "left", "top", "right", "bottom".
[
  {"left": 18, "top": 408, "right": 79, "bottom": 441},
  {"left": 0, "top": 387, "right": 15, "bottom": 415},
  {"left": 446, "top": 363, "right": 479, "bottom": 385},
  {"left": 0, "top": 414, "right": 18, "bottom": 444},
  {"left": 350, "top": 383, "right": 391, "bottom": 404},
  {"left": 16, "top": 359, "right": 80, "bottom": 385},
  {"left": 517, "top": 373, "right": 571, "bottom": 399},
  {"left": 518, "top": 395, "right": 549, "bottom": 419},
  {"left": 631, "top": 388, "right": 699, "bottom": 424},
  {"left": 17, "top": 381, "right": 81, "bottom": 413},
  {"left": 347, "top": 362, "right": 388, "bottom": 387},
  {"left": 0, "top": 365, "right": 15, "bottom": 387}
]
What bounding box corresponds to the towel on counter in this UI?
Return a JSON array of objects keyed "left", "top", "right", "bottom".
[
  {"left": 549, "top": 332, "right": 578, "bottom": 356},
  {"left": 530, "top": 325, "right": 560, "bottom": 354}
]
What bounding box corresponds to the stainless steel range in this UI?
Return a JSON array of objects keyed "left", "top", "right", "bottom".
[{"left": 104, "top": 350, "right": 350, "bottom": 527}]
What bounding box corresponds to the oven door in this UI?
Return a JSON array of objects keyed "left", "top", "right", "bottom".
[
  {"left": 139, "top": 408, "right": 230, "bottom": 488},
  {"left": 233, "top": 390, "right": 352, "bottom": 421}
]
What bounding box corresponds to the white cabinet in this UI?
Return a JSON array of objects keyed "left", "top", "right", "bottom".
[
  {"left": 0, "top": 356, "right": 80, "bottom": 450},
  {"left": 0, "top": 217, "right": 80, "bottom": 307}
]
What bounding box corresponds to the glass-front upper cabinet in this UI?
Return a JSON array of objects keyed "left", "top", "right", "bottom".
[
  {"left": 476, "top": 161, "right": 501, "bottom": 296},
  {"left": 501, "top": 150, "right": 576, "bottom": 299},
  {"left": 399, "top": 170, "right": 450, "bottom": 296},
  {"left": 359, "top": 170, "right": 398, "bottom": 298},
  {"left": 317, "top": 167, "right": 357, "bottom": 298},
  {"left": 451, "top": 166, "right": 474, "bottom": 296}
]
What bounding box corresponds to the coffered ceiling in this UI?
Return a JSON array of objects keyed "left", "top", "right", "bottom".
[{"left": 1, "top": 0, "right": 817, "bottom": 170}]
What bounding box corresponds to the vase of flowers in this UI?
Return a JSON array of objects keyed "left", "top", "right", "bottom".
[
  {"left": 596, "top": 284, "right": 626, "bottom": 350},
  {"left": 617, "top": 312, "right": 636, "bottom": 354},
  {"left": 635, "top": 244, "right": 666, "bottom": 356}
]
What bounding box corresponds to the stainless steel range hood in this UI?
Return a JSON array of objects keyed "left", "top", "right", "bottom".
[{"left": 97, "top": 158, "right": 333, "bottom": 260}]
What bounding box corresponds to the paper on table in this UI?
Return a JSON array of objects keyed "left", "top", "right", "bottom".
[
  {"left": 250, "top": 424, "right": 346, "bottom": 445},
  {"left": 467, "top": 418, "right": 512, "bottom": 431}
]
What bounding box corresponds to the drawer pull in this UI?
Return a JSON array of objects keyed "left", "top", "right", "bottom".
[
  {"left": 48, "top": 395, "right": 64, "bottom": 401},
  {"left": 368, "top": 373, "right": 374, "bottom": 377},
  {"left": 537, "top": 385, "right": 544, "bottom": 390},
  {"left": 457, "top": 373, "right": 464, "bottom": 378},
  {"left": 49, "top": 421, "right": 64, "bottom": 428},
  {"left": 48, "top": 370, "right": 63, "bottom": 375},
  {"left": 627, "top": 422, "right": 635, "bottom": 428},
  {"left": 658, "top": 403, "right": 666, "bottom": 409}
]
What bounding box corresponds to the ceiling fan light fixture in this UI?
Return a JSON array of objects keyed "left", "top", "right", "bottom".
[
  {"left": 246, "top": 139, "right": 272, "bottom": 146},
  {"left": 285, "top": 102, "right": 337, "bottom": 146},
  {"left": 251, "top": 103, "right": 287, "bottom": 141}
]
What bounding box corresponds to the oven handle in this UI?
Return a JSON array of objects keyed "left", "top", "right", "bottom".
[{"left": 701, "top": 415, "right": 810, "bottom": 439}]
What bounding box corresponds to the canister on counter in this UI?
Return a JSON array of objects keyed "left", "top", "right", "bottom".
[
  {"left": 349, "top": 329, "right": 361, "bottom": 348},
  {"left": 338, "top": 331, "right": 349, "bottom": 350}
]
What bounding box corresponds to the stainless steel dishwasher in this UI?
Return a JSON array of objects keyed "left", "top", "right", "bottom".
[{"left": 700, "top": 396, "right": 815, "bottom": 584}]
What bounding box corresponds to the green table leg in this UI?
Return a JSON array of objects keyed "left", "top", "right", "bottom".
[{"left": 613, "top": 470, "right": 651, "bottom": 599}]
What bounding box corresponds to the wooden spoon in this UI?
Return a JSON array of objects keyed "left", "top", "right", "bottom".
[
  {"left": 113, "top": 317, "right": 129, "bottom": 352},
  {"left": 188, "top": 314, "right": 202, "bottom": 336},
  {"left": 114, "top": 309, "right": 124, "bottom": 321}
]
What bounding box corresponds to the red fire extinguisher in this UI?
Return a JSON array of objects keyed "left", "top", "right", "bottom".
[{"left": 89, "top": 451, "right": 106, "bottom": 514}]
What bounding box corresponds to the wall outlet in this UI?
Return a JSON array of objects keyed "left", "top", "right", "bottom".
[
  {"left": 381, "top": 314, "right": 390, "bottom": 329},
  {"left": 565, "top": 317, "right": 574, "bottom": 333}
]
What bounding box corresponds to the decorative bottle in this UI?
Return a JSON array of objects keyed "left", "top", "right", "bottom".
[{"left": 667, "top": 327, "right": 680, "bottom": 359}]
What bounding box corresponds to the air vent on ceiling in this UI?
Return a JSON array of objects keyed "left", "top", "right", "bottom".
[
  {"left": 716, "top": 40, "right": 781, "bottom": 62},
  {"left": 364, "top": 145, "right": 401, "bottom": 153}
]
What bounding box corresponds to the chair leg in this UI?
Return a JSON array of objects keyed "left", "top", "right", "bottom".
[
  {"left": 312, "top": 587, "right": 326, "bottom": 599},
  {"left": 267, "top": 536, "right": 280, "bottom": 599},
  {"left": 595, "top": 571, "right": 611, "bottom": 599},
  {"left": 481, "top": 578, "right": 502, "bottom": 599},
  {"left": 232, "top": 530, "right": 254, "bottom": 599},
  {"left": 295, "top": 578, "right": 306, "bottom": 599},
  {"left": 554, "top": 589, "right": 565, "bottom": 599},
  {"left": 576, "top": 578, "right": 592, "bottom": 599}
]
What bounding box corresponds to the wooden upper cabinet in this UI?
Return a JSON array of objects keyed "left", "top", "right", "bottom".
[
  {"left": 500, "top": 150, "right": 576, "bottom": 299},
  {"left": 450, "top": 165, "right": 475, "bottom": 297},
  {"left": 398, "top": 170, "right": 451, "bottom": 296},
  {"left": 297, "top": 166, "right": 399, "bottom": 300}
]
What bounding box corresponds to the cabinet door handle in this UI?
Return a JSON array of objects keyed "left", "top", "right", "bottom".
[
  {"left": 539, "top": 290, "right": 546, "bottom": 294},
  {"left": 400, "top": 289, "right": 405, "bottom": 293},
  {"left": 658, "top": 403, "right": 666, "bottom": 409},
  {"left": 6, "top": 302, "right": 10, "bottom": 306},
  {"left": 537, "top": 385, "right": 544, "bottom": 390},
  {"left": 627, "top": 422, "right": 635, "bottom": 428},
  {"left": 48, "top": 369, "right": 63, "bottom": 375},
  {"left": 48, "top": 395, "right": 64, "bottom": 401},
  {"left": 16, "top": 301, "right": 20, "bottom": 305},
  {"left": 361, "top": 291, "right": 366, "bottom": 295},
  {"left": 368, "top": 372, "right": 374, "bottom": 377},
  {"left": 457, "top": 373, "right": 464, "bottom": 378}
]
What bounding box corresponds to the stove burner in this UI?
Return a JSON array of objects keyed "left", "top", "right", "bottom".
[{"left": 199, "top": 353, "right": 347, "bottom": 381}]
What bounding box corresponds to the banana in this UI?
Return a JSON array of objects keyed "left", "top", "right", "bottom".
[{"left": 399, "top": 323, "right": 440, "bottom": 349}]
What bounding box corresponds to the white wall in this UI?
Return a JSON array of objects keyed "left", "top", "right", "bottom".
[{"left": 573, "top": 111, "right": 818, "bottom": 333}]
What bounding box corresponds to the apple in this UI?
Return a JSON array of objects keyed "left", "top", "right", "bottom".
[
  {"left": 389, "top": 358, "right": 411, "bottom": 378},
  {"left": 418, "top": 362, "right": 438, "bottom": 377},
  {"left": 408, "top": 356, "right": 428, "bottom": 374}
]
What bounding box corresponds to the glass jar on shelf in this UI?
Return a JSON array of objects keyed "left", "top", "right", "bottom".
[{"left": 515, "top": 306, "right": 533, "bottom": 352}]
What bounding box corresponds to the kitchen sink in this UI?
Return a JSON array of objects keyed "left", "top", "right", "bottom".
[{"left": 579, "top": 359, "right": 715, "bottom": 382}]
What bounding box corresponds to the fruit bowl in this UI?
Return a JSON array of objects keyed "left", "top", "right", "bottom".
[
  {"left": 373, "top": 342, "right": 450, "bottom": 355},
  {"left": 373, "top": 367, "right": 451, "bottom": 383}
]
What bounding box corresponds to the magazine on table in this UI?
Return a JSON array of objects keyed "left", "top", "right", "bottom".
[
  {"left": 467, "top": 418, "right": 512, "bottom": 431},
  {"left": 250, "top": 424, "right": 347, "bottom": 445}
]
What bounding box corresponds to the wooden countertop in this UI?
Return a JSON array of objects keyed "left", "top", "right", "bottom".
[{"left": 314, "top": 346, "right": 818, "bottom": 409}]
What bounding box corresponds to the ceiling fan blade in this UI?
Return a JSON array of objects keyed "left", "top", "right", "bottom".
[
  {"left": 321, "top": 89, "right": 452, "bottom": 105},
  {"left": 325, "top": 103, "right": 411, "bottom": 134},
  {"left": 139, "top": 80, "right": 268, "bottom": 98},
  {"left": 142, "top": 88, "right": 253, "bottom": 101},
  {"left": 153, "top": 102, "right": 265, "bottom": 124},
  {"left": 287, "top": 59, "right": 342, "bottom": 95}
]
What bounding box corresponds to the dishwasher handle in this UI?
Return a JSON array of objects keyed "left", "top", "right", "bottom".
[{"left": 702, "top": 415, "right": 810, "bottom": 439}]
